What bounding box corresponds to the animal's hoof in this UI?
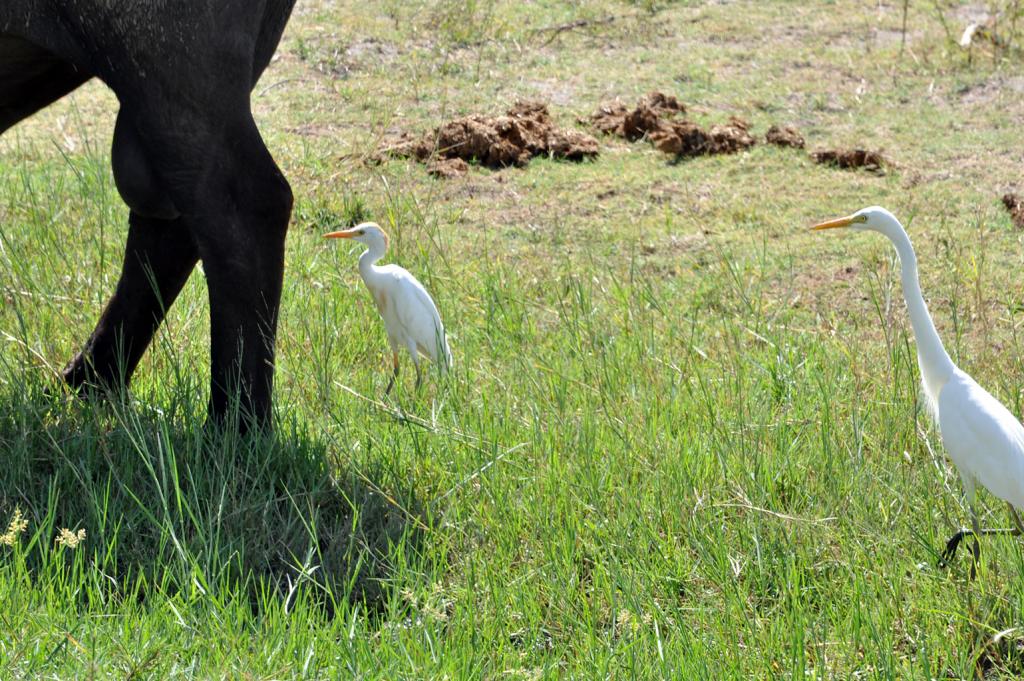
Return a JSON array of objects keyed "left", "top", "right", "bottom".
[{"left": 59, "top": 360, "right": 121, "bottom": 404}]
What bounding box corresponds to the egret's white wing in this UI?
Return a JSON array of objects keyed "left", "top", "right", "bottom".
[
  {"left": 378, "top": 264, "right": 451, "bottom": 367},
  {"left": 938, "top": 370, "right": 1024, "bottom": 509}
]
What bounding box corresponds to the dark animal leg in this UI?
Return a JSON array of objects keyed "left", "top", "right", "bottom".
[
  {"left": 0, "top": 36, "right": 92, "bottom": 135},
  {"left": 4, "top": 0, "right": 299, "bottom": 432},
  {"left": 62, "top": 212, "right": 197, "bottom": 394},
  {"left": 940, "top": 503, "right": 1022, "bottom": 578},
  {"left": 385, "top": 351, "right": 399, "bottom": 396},
  {"left": 182, "top": 119, "right": 292, "bottom": 430},
  {"left": 413, "top": 360, "right": 423, "bottom": 391}
]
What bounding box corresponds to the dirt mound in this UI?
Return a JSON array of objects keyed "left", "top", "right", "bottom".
[
  {"left": 590, "top": 91, "right": 687, "bottom": 141},
  {"left": 386, "top": 101, "right": 599, "bottom": 174},
  {"left": 765, "top": 124, "right": 805, "bottom": 148},
  {"left": 1003, "top": 193, "right": 1024, "bottom": 229},
  {"left": 812, "top": 148, "right": 885, "bottom": 173}
]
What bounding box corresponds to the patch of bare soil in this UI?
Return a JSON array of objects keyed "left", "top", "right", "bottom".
[
  {"left": 384, "top": 101, "right": 599, "bottom": 174},
  {"left": 812, "top": 148, "right": 885, "bottom": 174},
  {"left": 765, "top": 124, "right": 805, "bottom": 149},
  {"left": 1003, "top": 193, "right": 1024, "bottom": 228}
]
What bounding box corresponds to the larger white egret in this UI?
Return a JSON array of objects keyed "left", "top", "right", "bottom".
[
  {"left": 812, "top": 206, "right": 1024, "bottom": 576},
  {"left": 325, "top": 222, "right": 452, "bottom": 394}
]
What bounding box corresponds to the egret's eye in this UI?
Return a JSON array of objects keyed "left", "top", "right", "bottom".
[
  {"left": 358, "top": 230, "right": 366, "bottom": 235},
  {"left": 854, "top": 215, "right": 868, "bottom": 223}
]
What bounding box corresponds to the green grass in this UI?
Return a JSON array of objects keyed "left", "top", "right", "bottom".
[{"left": 4, "top": 0, "right": 1024, "bottom": 677}]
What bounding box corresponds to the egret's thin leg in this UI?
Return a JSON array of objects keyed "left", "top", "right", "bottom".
[
  {"left": 413, "top": 361, "right": 423, "bottom": 391},
  {"left": 385, "top": 351, "right": 399, "bottom": 396},
  {"left": 969, "top": 510, "right": 982, "bottom": 580},
  {"left": 1009, "top": 504, "right": 1024, "bottom": 536}
]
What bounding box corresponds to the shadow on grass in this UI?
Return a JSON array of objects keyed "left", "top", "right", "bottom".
[{"left": 0, "top": 383, "right": 424, "bottom": 615}]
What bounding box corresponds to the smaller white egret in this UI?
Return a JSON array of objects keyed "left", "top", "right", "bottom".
[
  {"left": 812, "top": 207, "right": 1024, "bottom": 577},
  {"left": 324, "top": 222, "right": 452, "bottom": 394}
]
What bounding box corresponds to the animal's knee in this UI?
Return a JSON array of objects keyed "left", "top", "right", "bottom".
[
  {"left": 207, "top": 128, "right": 293, "bottom": 240},
  {"left": 137, "top": 112, "right": 292, "bottom": 256},
  {"left": 255, "top": 169, "right": 293, "bottom": 238},
  {"left": 111, "top": 112, "right": 179, "bottom": 220}
]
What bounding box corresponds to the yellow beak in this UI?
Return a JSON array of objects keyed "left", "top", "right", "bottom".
[
  {"left": 811, "top": 215, "right": 855, "bottom": 231},
  {"left": 323, "top": 228, "right": 359, "bottom": 239}
]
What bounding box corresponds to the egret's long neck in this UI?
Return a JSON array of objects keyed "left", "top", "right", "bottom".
[
  {"left": 887, "top": 226, "right": 956, "bottom": 396},
  {"left": 358, "top": 242, "right": 386, "bottom": 284}
]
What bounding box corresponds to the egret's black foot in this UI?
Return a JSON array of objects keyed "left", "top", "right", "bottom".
[
  {"left": 940, "top": 529, "right": 969, "bottom": 567},
  {"left": 939, "top": 529, "right": 981, "bottom": 579}
]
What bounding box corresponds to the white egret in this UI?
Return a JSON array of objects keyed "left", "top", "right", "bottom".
[
  {"left": 325, "top": 222, "right": 452, "bottom": 394},
  {"left": 812, "top": 206, "right": 1024, "bottom": 576}
]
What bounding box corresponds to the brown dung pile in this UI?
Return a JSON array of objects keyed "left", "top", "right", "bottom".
[
  {"left": 590, "top": 91, "right": 687, "bottom": 141},
  {"left": 1003, "top": 193, "right": 1024, "bottom": 229},
  {"left": 427, "top": 157, "right": 470, "bottom": 179},
  {"left": 765, "top": 124, "right": 805, "bottom": 149},
  {"left": 379, "top": 91, "right": 891, "bottom": 180},
  {"left": 649, "top": 117, "right": 756, "bottom": 157},
  {"left": 590, "top": 91, "right": 755, "bottom": 158},
  {"left": 387, "top": 101, "right": 599, "bottom": 176},
  {"left": 812, "top": 148, "right": 886, "bottom": 173}
]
